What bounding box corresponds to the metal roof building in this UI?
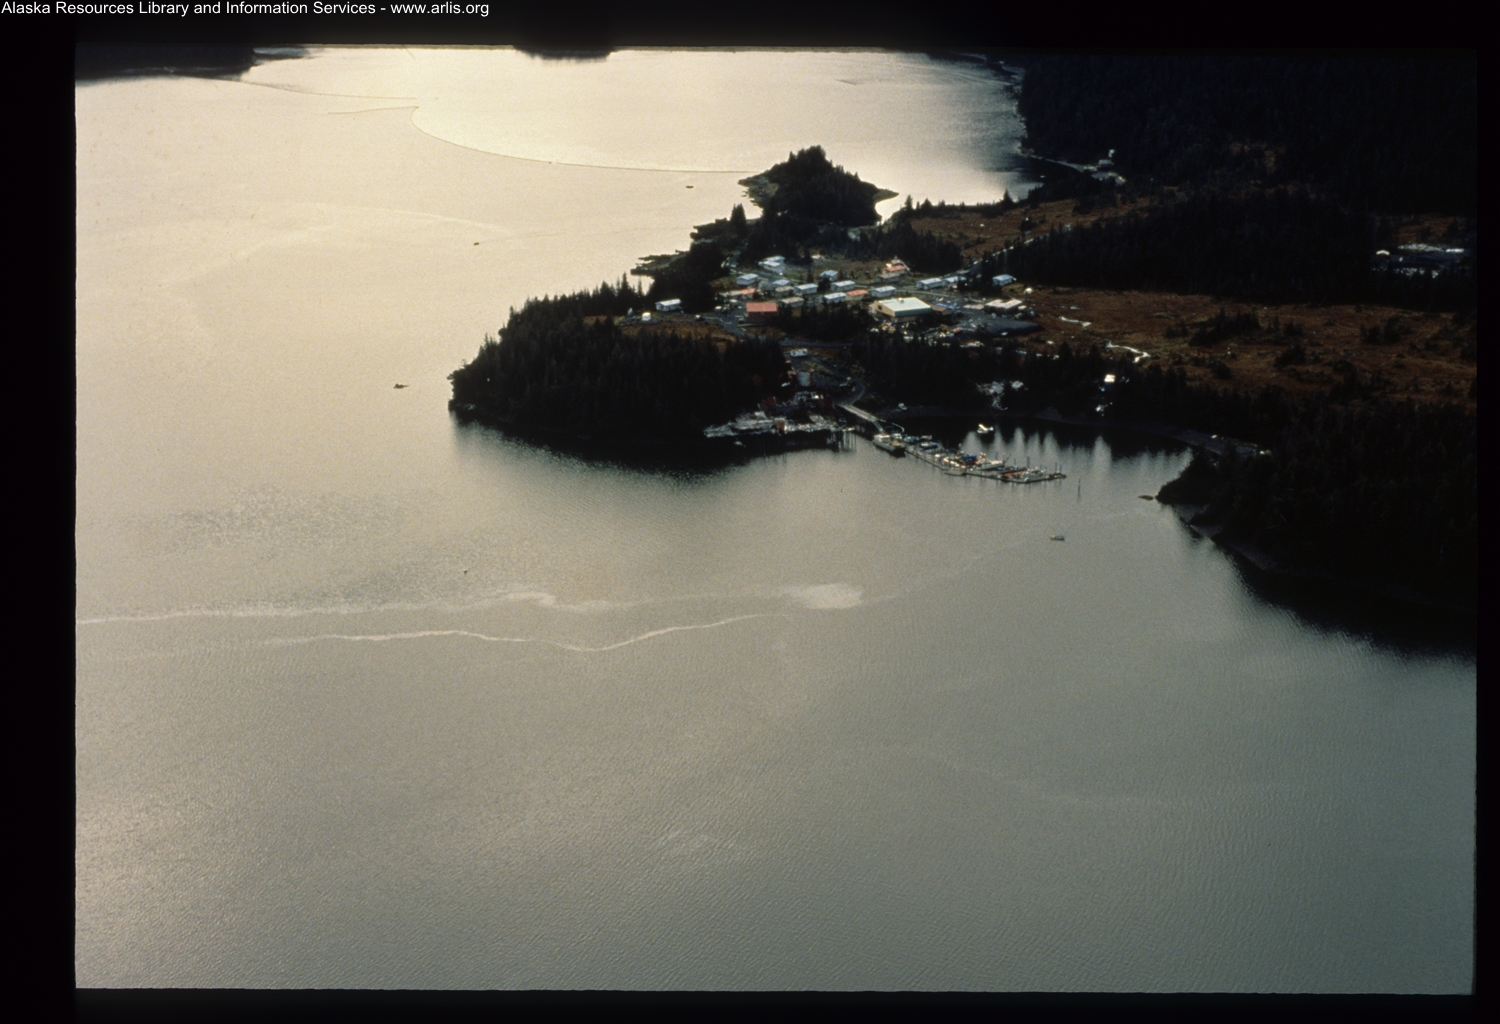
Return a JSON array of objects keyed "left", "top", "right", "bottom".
[{"left": 874, "top": 297, "right": 931, "bottom": 320}]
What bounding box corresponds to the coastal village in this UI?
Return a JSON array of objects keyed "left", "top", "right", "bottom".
[
  {"left": 627, "top": 246, "right": 1073, "bottom": 481},
  {"left": 620, "top": 200, "right": 1474, "bottom": 479}
]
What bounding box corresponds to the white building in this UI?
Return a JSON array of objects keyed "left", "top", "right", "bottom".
[
  {"left": 794, "top": 283, "right": 819, "bottom": 296},
  {"left": 759, "top": 256, "right": 786, "bottom": 271},
  {"left": 992, "top": 274, "right": 1016, "bottom": 287},
  {"left": 831, "top": 279, "right": 857, "bottom": 291},
  {"left": 655, "top": 298, "right": 682, "bottom": 313},
  {"left": 917, "top": 277, "right": 947, "bottom": 289},
  {"left": 870, "top": 285, "right": 897, "bottom": 299},
  {"left": 819, "top": 269, "right": 839, "bottom": 281},
  {"left": 822, "top": 292, "right": 847, "bottom": 304},
  {"left": 874, "top": 297, "right": 932, "bottom": 321},
  {"left": 735, "top": 273, "right": 759, "bottom": 286}
]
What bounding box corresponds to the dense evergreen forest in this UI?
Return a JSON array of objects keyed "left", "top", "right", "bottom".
[
  {"left": 449, "top": 285, "right": 784, "bottom": 442},
  {"left": 984, "top": 188, "right": 1475, "bottom": 311},
  {"left": 757, "top": 146, "right": 883, "bottom": 227},
  {"left": 993, "top": 55, "right": 1477, "bottom": 314},
  {"left": 1159, "top": 400, "right": 1476, "bottom": 605},
  {"left": 1011, "top": 54, "right": 1476, "bottom": 216}
]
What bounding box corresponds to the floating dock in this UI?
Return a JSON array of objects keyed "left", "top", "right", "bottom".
[{"left": 894, "top": 436, "right": 1065, "bottom": 483}]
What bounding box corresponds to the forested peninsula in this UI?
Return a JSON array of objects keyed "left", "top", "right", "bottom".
[{"left": 452, "top": 53, "right": 1476, "bottom": 610}]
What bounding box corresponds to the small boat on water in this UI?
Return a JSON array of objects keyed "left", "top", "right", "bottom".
[
  {"left": 1050, "top": 534, "right": 1065, "bottom": 541},
  {"left": 872, "top": 433, "right": 907, "bottom": 455}
]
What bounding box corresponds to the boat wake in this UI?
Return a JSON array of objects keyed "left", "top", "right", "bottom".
[{"left": 266, "top": 613, "right": 781, "bottom": 653}]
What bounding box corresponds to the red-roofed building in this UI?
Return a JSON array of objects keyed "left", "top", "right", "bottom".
[{"left": 746, "top": 301, "right": 779, "bottom": 324}]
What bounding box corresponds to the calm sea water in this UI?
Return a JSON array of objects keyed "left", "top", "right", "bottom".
[{"left": 75, "top": 48, "right": 1474, "bottom": 991}]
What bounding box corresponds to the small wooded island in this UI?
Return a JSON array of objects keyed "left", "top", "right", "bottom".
[{"left": 453, "top": 62, "right": 1475, "bottom": 615}]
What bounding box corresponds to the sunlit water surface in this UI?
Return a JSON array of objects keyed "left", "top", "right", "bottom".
[{"left": 76, "top": 48, "right": 1474, "bottom": 991}]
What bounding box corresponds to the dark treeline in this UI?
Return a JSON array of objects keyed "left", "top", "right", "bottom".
[
  {"left": 771, "top": 303, "right": 874, "bottom": 343},
  {"left": 738, "top": 199, "right": 963, "bottom": 274},
  {"left": 759, "top": 146, "right": 882, "bottom": 227},
  {"left": 986, "top": 188, "right": 1475, "bottom": 311},
  {"left": 1162, "top": 400, "right": 1477, "bottom": 605},
  {"left": 887, "top": 194, "right": 1019, "bottom": 223},
  {"left": 854, "top": 334, "right": 989, "bottom": 409},
  {"left": 1012, "top": 55, "right": 1477, "bottom": 216},
  {"left": 1019, "top": 166, "right": 1138, "bottom": 211},
  {"left": 642, "top": 238, "right": 728, "bottom": 313},
  {"left": 868, "top": 216, "right": 966, "bottom": 273},
  {"left": 449, "top": 289, "right": 784, "bottom": 441}
]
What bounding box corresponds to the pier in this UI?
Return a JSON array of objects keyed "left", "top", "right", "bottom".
[{"left": 873, "top": 430, "right": 1065, "bottom": 484}]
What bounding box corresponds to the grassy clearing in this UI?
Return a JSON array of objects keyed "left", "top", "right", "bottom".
[{"left": 1012, "top": 287, "right": 1476, "bottom": 409}]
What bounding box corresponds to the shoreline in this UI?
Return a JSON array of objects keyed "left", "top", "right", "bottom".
[
  {"left": 462, "top": 384, "right": 1471, "bottom": 614},
  {"left": 862, "top": 400, "right": 1474, "bottom": 614},
  {"left": 1163, "top": 503, "right": 1475, "bottom": 616},
  {"left": 449, "top": 401, "right": 846, "bottom": 462}
]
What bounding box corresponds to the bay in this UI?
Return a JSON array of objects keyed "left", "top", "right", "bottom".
[{"left": 75, "top": 47, "right": 1474, "bottom": 991}]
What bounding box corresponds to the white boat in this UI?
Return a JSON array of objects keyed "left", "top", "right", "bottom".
[{"left": 872, "top": 433, "right": 907, "bottom": 455}]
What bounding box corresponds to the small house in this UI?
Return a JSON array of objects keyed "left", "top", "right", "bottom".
[
  {"left": 819, "top": 269, "right": 840, "bottom": 281},
  {"left": 986, "top": 298, "right": 1023, "bottom": 313},
  {"left": 832, "top": 280, "right": 857, "bottom": 291},
  {"left": 794, "top": 283, "right": 819, "bottom": 296},
  {"left": 735, "top": 273, "right": 759, "bottom": 286},
  {"left": 655, "top": 298, "right": 682, "bottom": 313},
  {"left": 822, "top": 292, "right": 847, "bottom": 304},
  {"left": 992, "top": 274, "right": 1016, "bottom": 287},
  {"left": 918, "top": 277, "right": 947, "bottom": 289},
  {"left": 870, "top": 286, "right": 897, "bottom": 299}
]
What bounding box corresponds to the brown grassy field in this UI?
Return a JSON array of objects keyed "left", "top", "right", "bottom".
[
  {"left": 904, "top": 196, "right": 1152, "bottom": 260},
  {"left": 1011, "top": 287, "right": 1476, "bottom": 409},
  {"left": 899, "top": 200, "right": 1474, "bottom": 409}
]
